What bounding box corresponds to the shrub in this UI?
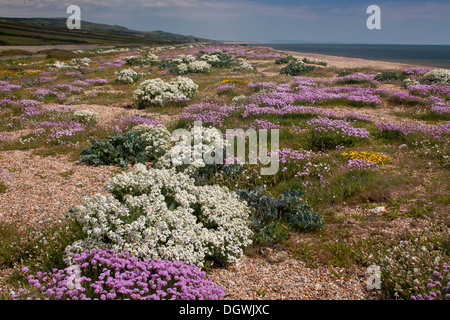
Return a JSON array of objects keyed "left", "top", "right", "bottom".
[
  {"left": 79, "top": 124, "right": 171, "bottom": 168},
  {"left": 422, "top": 69, "right": 450, "bottom": 84},
  {"left": 338, "top": 69, "right": 353, "bottom": 77},
  {"left": 280, "top": 60, "right": 315, "bottom": 76},
  {"left": 160, "top": 55, "right": 211, "bottom": 74},
  {"left": 124, "top": 55, "right": 153, "bottom": 66},
  {"left": 275, "top": 55, "right": 295, "bottom": 64},
  {"left": 235, "top": 187, "right": 324, "bottom": 245},
  {"left": 0, "top": 49, "right": 33, "bottom": 57},
  {"left": 133, "top": 77, "right": 198, "bottom": 107},
  {"left": 70, "top": 58, "right": 91, "bottom": 67},
  {"left": 44, "top": 50, "right": 77, "bottom": 60},
  {"left": 16, "top": 248, "right": 225, "bottom": 300},
  {"left": 143, "top": 53, "right": 160, "bottom": 65},
  {"left": 114, "top": 69, "right": 143, "bottom": 84},
  {"left": 199, "top": 50, "right": 233, "bottom": 68},
  {"left": 375, "top": 71, "right": 406, "bottom": 82},
  {"left": 73, "top": 109, "right": 98, "bottom": 124},
  {"left": 155, "top": 125, "right": 226, "bottom": 175},
  {"left": 302, "top": 57, "right": 327, "bottom": 66},
  {"left": 65, "top": 164, "right": 253, "bottom": 267},
  {"left": 231, "top": 59, "right": 255, "bottom": 72}
]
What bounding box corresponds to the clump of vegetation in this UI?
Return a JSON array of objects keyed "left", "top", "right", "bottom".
[
  {"left": 275, "top": 55, "right": 295, "bottom": 64},
  {"left": 44, "top": 49, "right": 78, "bottom": 60},
  {"left": 280, "top": 59, "right": 315, "bottom": 76},
  {"left": 0, "top": 49, "right": 33, "bottom": 57},
  {"left": 375, "top": 71, "right": 406, "bottom": 82},
  {"left": 79, "top": 124, "right": 171, "bottom": 168},
  {"left": 235, "top": 187, "right": 324, "bottom": 245}
]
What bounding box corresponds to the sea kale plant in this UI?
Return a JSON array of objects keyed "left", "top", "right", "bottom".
[
  {"left": 79, "top": 124, "right": 171, "bottom": 168},
  {"left": 421, "top": 68, "right": 450, "bottom": 84},
  {"left": 199, "top": 50, "right": 233, "bottom": 68},
  {"left": 235, "top": 187, "right": 324, "bottom": 245},
  {"left": 133, "top": 77, "right": 198, "bottom": 107},
  {"left": 375, "top": 71, "right": 406, "bottom": 82},
  {"left": 280, "top": 59, "right": 315, "bottom": 76},
  {"left": 275, "top": 55, "right": 295, "bottom": 64},
  {"left": 72, "top": 109, "right": 98, "bottom": 124},
  {"left": 114, "top": 69, "right": 143, "bottom": 84},
  {"left": 16, "top": 248, "right": 225, "bottom": 300},
  {"left": 160, "top": 55, "right": 211, "bottom": 74},
  {"left": 65, "top": 163, "right": 253, "bottom": 267}
]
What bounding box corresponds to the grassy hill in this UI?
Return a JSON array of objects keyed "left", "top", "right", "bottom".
[{"left": 0, "top": 17, "right": 208, "bottom": 46}]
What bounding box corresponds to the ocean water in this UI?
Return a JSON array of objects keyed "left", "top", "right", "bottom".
[{"left": 248, "top": 43, "right": 450, "bottom": 68}]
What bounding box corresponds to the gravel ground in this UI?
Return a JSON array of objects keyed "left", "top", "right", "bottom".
[{"left": 208, "top": 252, "right": 376, "bottom": 300}]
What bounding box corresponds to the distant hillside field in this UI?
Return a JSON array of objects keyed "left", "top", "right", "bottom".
[{"left": 0, "top": 17, "right": 207, "bottom": 46}]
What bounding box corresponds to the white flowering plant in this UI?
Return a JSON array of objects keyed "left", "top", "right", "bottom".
[
  {"left": 131, "top": 123, "right": 171, "bottom": 159},
  {"left": 133, "top": 76, "right": 198, "bottom": 107},
  {"left": 155, "top": 125, "right": 226, "bottom": 174},
  {"left": 422, "top": 69, "right": 450, "bottom": 84},
  {"left": 124, "top": 55, "right": 157, "bottom": 66},
  {"left": 144, "top": 53, "right": 160, "bottom": 65},
  {"left": 70, "top": 58, "right": 91, "bottom": 67},
  {"left": 65, "top": 163, "right": 253, "bottom": 267},
  {"left": 161, "top": 55, "right": 212, "bottom": 74},
  {"left": 73, "top": 109, "right": 98, "bottom": 124},
  {"left": 115, "top": 69, "right": 143, "bottom": 84},
  {"left": 231, "top": 59, "right": 256, "bottom": 72},
  {"left": 199, "top": 50, "right": 233, "bottom": 67},
  {"left": 47, "top": 60, "right": 71, "bottom": 70}
]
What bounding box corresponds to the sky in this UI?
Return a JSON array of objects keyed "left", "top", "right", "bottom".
[{"left": 0, "top": 0, "right": 449, "bottom": 44}]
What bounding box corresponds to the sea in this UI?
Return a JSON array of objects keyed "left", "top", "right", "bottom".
[{"left": 246, "top": 43, "right": 450, "bottom": 69}]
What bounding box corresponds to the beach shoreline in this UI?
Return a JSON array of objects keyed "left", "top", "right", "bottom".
[{"left": 280, "top": 49, "right": 421, "bottom": 70}]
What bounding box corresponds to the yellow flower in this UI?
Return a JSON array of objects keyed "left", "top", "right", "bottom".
[{"left": 341, "top": 151, "right": 388, "bottom": 164}]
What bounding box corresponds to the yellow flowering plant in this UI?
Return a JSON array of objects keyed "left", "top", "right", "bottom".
[{"left": 341, "top": 151, "right": 388, "bottom": 165}]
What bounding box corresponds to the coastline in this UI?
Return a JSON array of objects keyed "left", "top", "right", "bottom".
[{"left": 280, "top": 49, "right": 421, "bottom": 70}]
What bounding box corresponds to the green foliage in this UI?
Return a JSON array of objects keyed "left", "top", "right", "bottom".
[
  {"left": 309, "top": 128, "right": 367, "bottom": 150},
  {"left": 0, "top": 49, "right": 33, "bottom": 57},
  {"left": 79, "top": 130, "right": 150, "bottom": 168},
  {"left": 0, "top": 181, "right": 7, "bottom": 193},
  {"left": 375, "top": 71, "right": 406, "bottom": 82},
  {"left": 44, "top": 50, "right": 78, "bottom": 60},
  {"left": 206, "top": 51, "right": 233, "bottom": 68},
  {"left": 275, "top": 55, "right": 294, "bottom": 64},
  {"left": 339, "top": 69, "right": 353, "bottom": 77},
  {"left": 235, "top": 187, "right": 324, "bottom": 245},
  {"left": 191, "top": 161, "right": 243, "bottom": 186},
  {"left": 125, "top": 56, "right": 151, "bottom": 66},
  {"left": 0, "top": 219, "right": 85, "bottom": 272},
  {"left": 280, "top": 60, "right": 315, "bottom": 76}
]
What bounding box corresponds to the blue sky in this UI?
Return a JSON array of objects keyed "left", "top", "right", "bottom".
[{"left": 0, "top": 0, "right": 449, "bottom": 44}]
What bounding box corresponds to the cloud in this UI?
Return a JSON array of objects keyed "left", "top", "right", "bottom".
[{"left": 0, "top": 0, "right": 324, "bottom": 20}]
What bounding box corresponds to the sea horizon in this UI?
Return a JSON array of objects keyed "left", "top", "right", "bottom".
[{"left": 240, "top": 43, "right": 450, "bottom": 69}]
